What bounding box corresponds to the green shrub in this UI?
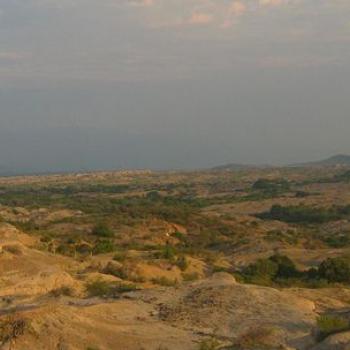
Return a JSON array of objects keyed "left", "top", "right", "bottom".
[
  {"left": 334, "top": 170, "right": 350, "bottom": 183},
  {"left": 318, "top": 257, "right": 350, "bottom": 283},
  {"left": 92, "top": 223, "right": 114, "bottom": 238},
  {"left": 257, "top": 204, "right": 344, "bottom": 224},
  {"left": 154, "top": 244, "right": 176, "bottom": 260},
  {"left": 252, "top": 178, "right": 290, "bottom": 194},
  {"left": 317, "top": 315, "right": 350, "bottom": 340},
  {"left": 113, "top": 251, "right": 128, "bottom": 262},
  {"left": 86, "top": 280, "right": 137, "bottom": 298},
  {"left": 172, "top": 231, "right": 186, "bottom": 241},
  {"left": 269, "top": 254, "right": 299, "bottom": 278},
  {"left": 244, "top": 258, "right": 278, "bottom": 281},
  {"left": 93, "top": 240, "right": 115, "bottom": 255},
  {"left": 323, "top": 234, "right": 350, "bottom": 248},
  {"left": 243, "top": 254, "right": 300, "bottom": 285},
  {"left": 86, "top": 280, "right": 113, "bottom": 297}
]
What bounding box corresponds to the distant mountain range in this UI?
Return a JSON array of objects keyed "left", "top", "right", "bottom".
[
  {"left": 212, "top": 154, "right": 350, "bottom": 171},
  {"left": 211, "top": 163, "right": 271, "bottom": 171},
  {"left": 1, "top": 154, "right": 350, "bottom": 177},
  {"left": 290, "top": 154, "right": 350, "bottom": 168}
]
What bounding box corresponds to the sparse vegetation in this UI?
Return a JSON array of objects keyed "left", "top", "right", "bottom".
[
  {"left": 230, "top": 327, "right": 278, "bottom": 349},
  {"left": 318, "top": 257, "right": 350, "bottom": 283},
  {"left": 0, "top": 317, "right": 28, "bottom": 344},
  {"left": 2, "top": 167, "right": 350, "bottom": 348},
  {"left": 92, "top": 223, "right": 114, "bottom": 238},
  {"left": 93, "top": 240, "right": 116, "bottom": 255},
  {"left": 317, "top": 315, "right": 350, "bottom": 340},
  {"left": 241, "top": 254, "right": 350, "bottom": 287},
  {"left": 86, "top": 280, "right": 137, "bottom": 298},
  {"left": 198, "top": 338, "right": 220, "bottom": 350},
  {"left": 50, "top": 286, "right": 74, "bottom": 297},
  {"left": 151, "top": 277, "right": 178, "bottom": 286},
  {"left": 257, "top": 204, "right": 350, "bottom": 224},
  {"left": 252, "top": 178, "right": 290, "bottom": 195}
]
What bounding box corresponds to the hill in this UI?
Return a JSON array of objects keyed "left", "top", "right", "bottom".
[
  {"left": 212, "top": 163, "right": 270, "bottom": 171},
  {"left": 291, "top": 154, "right": 350, "bottom": 168}
]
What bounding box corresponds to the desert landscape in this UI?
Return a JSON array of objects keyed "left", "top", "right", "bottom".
[
  {"left": 1, "top": 157, "right": 350, "bottom": 349},
  {"left": 1, "top": 0, "right": 348, "bottom": 348}
]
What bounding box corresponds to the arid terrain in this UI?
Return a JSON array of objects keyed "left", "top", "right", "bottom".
[{"left": 2, "top": 165, "right": 350, "bottom": 349}]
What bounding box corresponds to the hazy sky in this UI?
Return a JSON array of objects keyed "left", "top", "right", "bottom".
[{"left": 0, "top": 0, "right": 349, "bottom": 172}]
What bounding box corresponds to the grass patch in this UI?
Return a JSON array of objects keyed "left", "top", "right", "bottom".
[
  {"left": 151, "top": 277, "right": 178, "bottom": 287},
  {"left": 86, "top": 280, "right": 138, "bottom": 298},
  {"left": 317, "top": 315, "right": 350, "bottom": 340}
]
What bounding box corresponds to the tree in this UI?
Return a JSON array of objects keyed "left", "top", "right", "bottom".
[
  {"left": 269, "top": 254, "right": 298, "bottom": 278},
  {"left": 318, "top": 257, "right": 350, "bottom": 283}
]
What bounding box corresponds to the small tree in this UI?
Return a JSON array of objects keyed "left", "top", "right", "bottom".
[
  {"left": 269, "top": 254, "right": 298, "bottom": 278},
  {"left": 318, "top": 257, "right": 350, "bottom": 283}
]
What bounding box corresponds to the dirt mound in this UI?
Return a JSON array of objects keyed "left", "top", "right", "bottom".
[
  {"left": 0, "top": 270, "right": 78, "bottom": 297},
  {"left": 0, "top": 272, "right": 320, "bottom": 350},
  {"left": 0, "top": 223, "right": 36, "bottom": 247}
]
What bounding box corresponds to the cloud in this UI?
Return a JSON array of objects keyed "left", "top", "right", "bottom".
[
  {"left": 128, "top": 0, "right": 155, "bottom": 7},
  {"left": 221, "top": 1, "right": 246, "bottom": 28},
  {"left": 259, "top": 0, "right": 284, "bottom": 6},
  {"left": 0, "top": 51, "right": 28, "bottom": 62},
  {"left": 188, "top": 12, "right": 213, "bottom": 25},
  {"left": 229, "top": 1, "right": 247, "bottom": 16}
]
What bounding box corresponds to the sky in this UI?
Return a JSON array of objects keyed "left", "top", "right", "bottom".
[{"left": 0, "top": 0, "right": 349, "bottom": 173}]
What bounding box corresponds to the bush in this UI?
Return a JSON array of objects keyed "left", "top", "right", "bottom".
[
  {"left": 0, "top": 317, "right": 28, "bottom": 343},
  {"left": 317, "top": 315, "right": 350, "bottom": 340},
  {"left": 269, "top": 254, "right": 299, "bottom": 278},
  {"left": 252, "top": 178, "right": 290, "bottom": 194},
  {"left": 243, "top": 254, "right": 300, "bottom": 285},
  {"left": 318, "top": 257, "right": 350, "bottom": 283},
  {"left": 92, "top": 223, "right": 114, "bottom": 238},
  {"left": 242, "top": 254, "right": 350, "bottom": 287},
  {"left": 86, "top": 280, "right": 137, "bottom": 298},
  {"left": 257, "top": 204, "right": 343, "bottom": 224},
  {"left": 86, "top": 280, "right": 113, "bottom": 297},
  {"left": 93, "top": 240, "right": 115, "bottom": 255},
  {"left": 113, "top": 251, "right": 128, "bottom": 262},
  {"left": 154, "top": 244, "right": 176, "bottom": 260},
  {"left": 244, "top": 258, "right": 278, "bottom": 281},
  {"left": 323, "top": 233, "right": 350, "bottom": 248}
]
